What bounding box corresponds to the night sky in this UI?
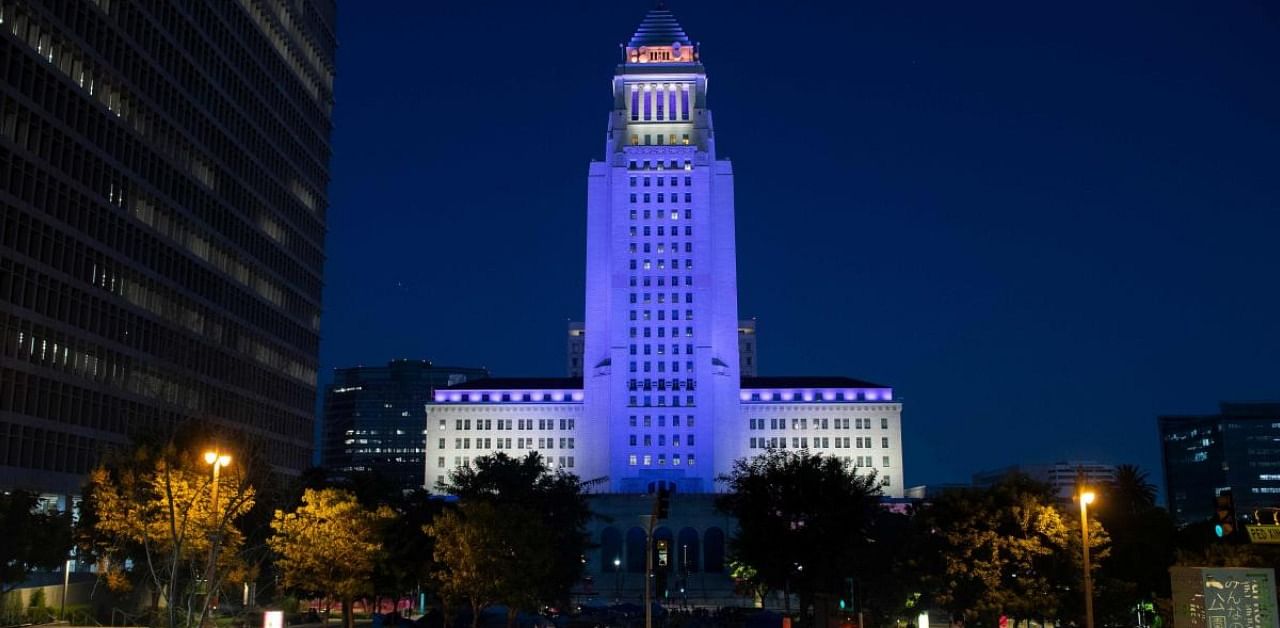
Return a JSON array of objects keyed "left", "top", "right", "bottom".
[{"left": 320, "top": 1, "right": 1280, "bottom": 489}]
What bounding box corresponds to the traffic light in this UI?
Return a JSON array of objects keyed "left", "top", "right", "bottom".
[
  {"left": 654, "top": 486, "right": 671, "bottom": 520},
  {"left": 1215, "top": 491, "right": 1236, "bottom": 539}
]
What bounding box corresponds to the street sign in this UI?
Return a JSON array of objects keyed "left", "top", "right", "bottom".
[{"left": 1245, "top": 525, "right": 1280, "bottom": 544}]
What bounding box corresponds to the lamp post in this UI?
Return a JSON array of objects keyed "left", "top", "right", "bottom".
[
  {"left": 1079, "top": 489, "right": 1096, "bottom": 628},
  {"left": 203, "top": 449, "right": 231, "bottom": 618},
  {"left": 614, "top": 557, "right": 622, "bottom": 600}
]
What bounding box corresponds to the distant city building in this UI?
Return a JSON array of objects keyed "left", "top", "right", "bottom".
[
  {"left": 738, "top": 319, "right": 758, "bottom": 377},
  {"left": 904, "top": 484, "right": 972, "bottom": 500},
  {"left": 322, "top": 360, "right": 487, "bottom": 491},
  {"left": 567, "top": 321, "right": 586, "bottom": 376},
  {"left": 569, "top": 317, "right": 758, "bottom": 377},
  {"left": 426, "top": 7, "right": 904, "bottom": 497},
  {"left": 973, "top": 461, "right": 1117, "bottom": 501},
  {"left": 0, "top": 0, "right": 337, "bottom": 497},
  {"left": 1159, "top": 402, "right": 1280, "bottom": 526}
]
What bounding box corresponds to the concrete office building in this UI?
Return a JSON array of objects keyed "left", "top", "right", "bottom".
[{"left": 0, "top": 0, "right": 336, "bottom": 496}]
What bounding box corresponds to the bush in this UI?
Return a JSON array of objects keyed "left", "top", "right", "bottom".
[{"left": 28, "top": 588, "right": 46, "bottom": 608}]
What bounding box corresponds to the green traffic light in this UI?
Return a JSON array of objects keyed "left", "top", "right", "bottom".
[{"left": 1215, "top": 524, "right": 1225, "bottom": 538}]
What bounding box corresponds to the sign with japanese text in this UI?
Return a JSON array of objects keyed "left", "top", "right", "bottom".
[{"left": 1201, "top": 568, "right": 1279, "bottom": 628}]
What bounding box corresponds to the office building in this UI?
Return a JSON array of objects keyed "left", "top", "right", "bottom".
[
  {"left": 973, "top": 461, "right": 1118, "bottom": 501},
  {"left": 1159, "top": 402, "right": 1280, "bottom": 526},
  {"left": 0, "top": 0, "right": 336, "bottom": 495},
  {"left": 425, "top": 7, "right": 903, "bottom": 497},
  {"left": 322, "top": 360, "right": 487, "bottom": 491}
]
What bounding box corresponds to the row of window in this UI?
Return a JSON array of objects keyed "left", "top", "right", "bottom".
[
  {"left": 629, "top": 394, "right": 695, "bottom": 407},
  {"left": 629, "top": 361, "right": 694, "bottom": 374},
  {"left": 445, "top": 418, "right": 577, "bottom": 431},
  {"left": 629, "top": 415, "right": 695, "bottom": 427},
  {"left": 629, "top": 433, "right": 694, "bottom": 447},
  {"left": 630, "top": 209, "right": 691, "bottom": 221},
  {"left": 446, "top": 437, "right": 576, "bottom": 450},
  {"left": 747, "top": 417, "right": 892, "bottom": 430},
  {"left": 630, "top": 326, "right": 693, "bottom": 337},
  {"left": 631, "top": 225, "right": 692, "bottom": 237},
  {"left": 628, "top": 83, "right": 691, "bottom": 121},
  {"left": 627, "top": 379, "right": 696, "bottom": 392},
  {"left": 440, "top": 455, "right": 575, "bottom": 469},
  {"left": 628, "top": 160, "right": 692, "bottom": 171},
  {"left": 630, "top": 176, "right": 692, "bottom": 188},
  {"left": 749, "top": 436, "right": 890, "bottom": 450},
  {"left": 628, "top": 242, "right": 693, "bottom": 255},
  {"left": 630, "top": 193, "right": 693, "bottom": 204},
  {"left": 630, "top": 133, "right": 690, "bottom": 146},
  {"left": 627, "top": 452, "right": 695, "bottom": 467},
  {"left": 629, "top": 343, "right": 694, "bottom": 355}
]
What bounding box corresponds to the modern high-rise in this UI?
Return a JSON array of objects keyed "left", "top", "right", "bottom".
[
  {"left": 425, "top": 7, "right": 903, "bottom": 496},
  {"left": 1159, "top": 402, "right": 1280, "bottom": 526},
  {"left": 0, "top": 0, "right": 337, "bottom": 495},
  {"left": 322, "top": 360, "right": 487, "bottom": 491}
]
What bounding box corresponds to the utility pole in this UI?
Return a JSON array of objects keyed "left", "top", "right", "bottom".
[
  {"left": 644, "top": 485, "right": 672, "bottom": 628},
  {"left": 642, "top": 514, "right": 655, "bottom": 628}
]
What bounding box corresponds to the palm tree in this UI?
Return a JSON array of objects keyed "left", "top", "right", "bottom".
[{"left": 1109, "top": 464, "right": 1157, "bottom": 514}]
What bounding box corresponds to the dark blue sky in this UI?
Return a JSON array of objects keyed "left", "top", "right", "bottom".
[{"left": 320, "top": 1, "right": 1280, "bottom": 488}]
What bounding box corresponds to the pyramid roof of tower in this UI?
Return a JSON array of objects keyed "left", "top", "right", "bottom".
[{"left": 628, "top": 8, "right": 693, "bottom": 47}]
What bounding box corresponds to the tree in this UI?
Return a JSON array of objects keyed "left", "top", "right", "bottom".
[
  {"left": 436, "top": 452, "right": 592, "bottom": 608},
  {"left": 427, "top": 502, "right": 553, "bottom": 628},
  {"left": 0, "top": 490, "right": 73, "bottom": 593},
  {"left": 269, "top": 488, "right": 393, "bottom": 628},
  {"left": 1094, "top": 465, "right": 1175, "bottom": 625},
  {"left": 906, "top": 476, "right": 1108, "bottom": 627},
  {"left": 81, "top": 436, "right": 257, "bottom": 628},
  {"left": 1108, "top": 465, "right": 1158, "bottom": 515},
  {"left": 715, "top": 449, "right": 883, "bottom": 628}
]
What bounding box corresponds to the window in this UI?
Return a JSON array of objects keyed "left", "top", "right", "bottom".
[
  {"left": 629, "top": 454, "right": 638, "bottom": 466},
  {"left": 882, "top": 437, "right": 889, "bottom": 448},
  {"left": 881, "top": 418, "right": 889, "bottom": 429},
  {"left": 437, "top": 457, "right": 445, "bottom": 468},
  {"left": 883, "top": 456, "right": 891, "bottom": 467}
]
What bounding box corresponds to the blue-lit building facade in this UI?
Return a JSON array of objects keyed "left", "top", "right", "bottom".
[
  {"left": 420, "top": 6, "right": 907, "bottom": 605},
  {"left": 1159, "top": 402, "right": 1280, "bottom": 526},
  {"left": 423, "top": 7, "right": 904, "bottom": 499}
]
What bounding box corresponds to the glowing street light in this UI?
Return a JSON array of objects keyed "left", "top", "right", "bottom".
[
  {"left": 1079, "top": 489, "right": 1096, "bottom": 628},
  {"left": 203, "top": 449, "right": 232, "bottom": 614}
]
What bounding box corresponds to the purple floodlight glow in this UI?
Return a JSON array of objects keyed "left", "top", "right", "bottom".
[
  {"left": 782, "top": 392, "right": 794, "bottom": 401},
  {"left": 553, "top": 392, "right": 565, "bottom": 402},
  {"left": 449, "top": 393, "right": 462, "bottom": 402},
  {"left": 739, "top": 392, "right": 750, "bottom": 401},
  {"left": 435, "top": 393, "right": 445, "bottom": 402},
  {"left": 823, "top": 392, "right": 835, "bottom": 401},
  {"left": 571, "top": 392, "right": 584, "bottom": 401}
]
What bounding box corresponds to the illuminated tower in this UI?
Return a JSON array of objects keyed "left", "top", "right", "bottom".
[{"left": 581, "top": 7, "right": 741, "bottom": 493}]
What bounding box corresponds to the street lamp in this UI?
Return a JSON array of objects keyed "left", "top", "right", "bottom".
[
  {"left": 1079, "top": 490, "right": 1096, "bottom": 628},
  {"left": 203, "top": 449, "right": 232, "bottom": 616},
  {"left": 614, "top": 558, "right": 622, "bottom": 600}
]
